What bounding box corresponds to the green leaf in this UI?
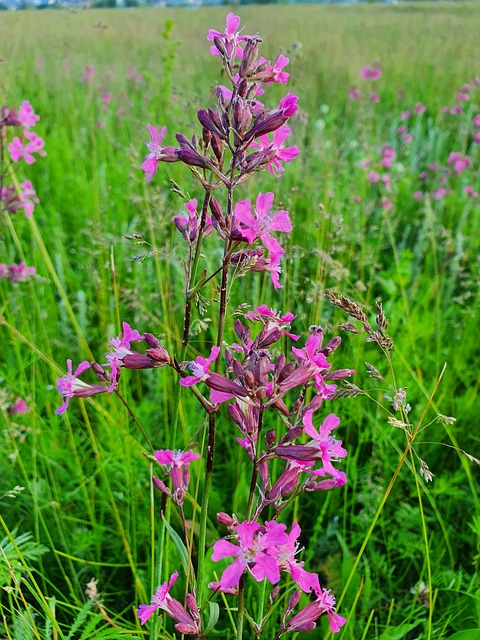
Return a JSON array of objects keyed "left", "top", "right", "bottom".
[
  {"left": 161, "top": 513, "right": 189, "bottom": 575},
  {"left": 203, "top": 601, "right": 219, "bottom": 636},
  {"left": 378, "top": 623, "right": 419, "bottom": 640},
  {"left": 445, "top": 631, "right": 480, "bottom": 640}
]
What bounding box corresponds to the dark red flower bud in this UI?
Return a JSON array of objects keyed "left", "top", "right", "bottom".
[
  {"left": 146, "top": 347, "right": 171, "bottom": 365},
  {"left": 175, "top": 148, "right": 209, "bottom": 169}
]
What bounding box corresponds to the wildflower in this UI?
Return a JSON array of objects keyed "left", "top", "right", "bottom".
[
  {"left": 263, "top": 54, "right": 290, "bottom": 85},
  {"left": 286, "top": 587, "right": 346, "bottom": 634},
  {"left": 1, "top": 181, "right": 39, "bottom": 218},
  {"left": 448, "top": 152, "right": 471, "bottom": 176},
  {"left": 207, "top": 12, "right": 247, "bottom": 59},
  {"left": 381, "top": 197, "right": 393, "bottom": 212},
  {"left": 81, "top": 64, "right": 95, "bottom": 83},
  {"left": 369, "top": 92, "right": 381, "bottom": 103},
  {"left": 244, "top": 304, "right": 299, "bottom": 340},
  {"left": 180, "top": 346, "right": 221, "bottom": 387},
  {"left": 211, "top": 520, "right": 288, "bottom": 590},
  {"left": 18, "top": 101, "right": 40, "bottom": 128},
  {"left": 291, "top": 332, "right": 338, "bottom": 398},
  {"left": 249, "top": 125, "right": 300, "bottom": 177},
  {"left": 138, "top": 572, "right": 201, "bottom": 634},
  {"left": 415, "top": 103, "right": 426, "bottom": 114},
  {"left": 154, "top": 449, "right": 200, "bottom": 505},
  {"left": 456, "top": 91, "right": 470, "bottom": 101},
  {"left": 360, "top": 64, "right": 381, "bottom": 80},
  {"left": 8, "top": 130, "right": 46, "bottom": 164},
  {"left": 8, "top": 398, "right": 29, "bottom": 415},
  {"left": 464, "top": 186, "right": 479, "bottom": 198},
  {"left": 173, "top": 198, "right": 213, "bottom": 243},
  {"left": 56, "top": 360, "right": 108, "bottom": 415},
  {"left": 381, "top": 144, "right": 396, "bottom": 168},
  {"left": 473, "top": 114, "right": 480, "bottom": 128},
  {"left": 348, "top": 85, "right": 361, "bottom": 101},
  {"left": 141, "top": 124, "right": 179, "bottom": 181},
  {"left": 413, "top": 191, "right": 424, "bottom": 201},
  {"left": 104, "top": 322, "right": 144, "bottom": 391},
  {"left": 234, "top": 192, "right": 292, "bottom": 250},
  {"left": 0, "top": 263, "right": 36, "bottom": 282},
  {"left": 268, "top": 522, "right": 321, "bottom": 593},
  {"left": 101, "top": 90, "right": 112, "bottom": 104}
]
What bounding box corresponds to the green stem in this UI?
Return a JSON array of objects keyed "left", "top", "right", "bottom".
[{"left": 196, "top": 412, "right": 217, "bottom": 604}]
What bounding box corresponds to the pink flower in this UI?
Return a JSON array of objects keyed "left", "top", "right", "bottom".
[
  {"left": 286, "top": 587, "right": 346, "bottom": 634},
  {"left": 474, "top": 132, "right": 480, "bottom": 143},
  {"left": 0, "top": 263, "right": 36, "bottom": 283},
  {"left": 277, "top": 93, "right": 299, "bottom": 117},
  {"left": 415, "top": 102, "right": 426, "bottom": 114},
  {"left": 104, "top": 322, "right": 144, "bottom": 391},
  {"left": 173, "top": 198, "right": 213, "bottom": 243},
  {"left": 431, "top": 187, "right": 449, "bottom": 200},
  {"left": 141, "top": 124, "right": 178, "bottom": 181},
  {"left": 348, "top": 85, "right": 361, "bottom": 101},
  {"left": 207, "top": 13, "right": 247, "bottom": 59},
  {"left": 367, "top": 170, "right": 381, "bottom": 184},
  {"left": 413, "top": 191, "right": 424, "bottom": 201},
  {"left": 360, "top": 64, "right": 381, "bottom": 80},
  {"left": 264, "top": 54, "right": 290, "bottom": 85},
  {"left": 244, "top": 304, "right": 299, "bottom": 341},
  {"left": 8, "top": 130, "right": 46, "bottom": 164},
  {"left": 101, "top": 91, "right": 112, "bottom": 104},
  {"left": 138, "top": 572, "right": 201, "bottom": 635},
  {"left": 450, "top": 104, "right": 462, "bottom": 115},
  {"left": 381, "top": 144, "right": 396, "bottom": 168},
  {"left": 448, "top": 152, "right": 471, "bottom": 176},
  {"left": 291, "top": 332, "right": 347, "bottom": 398},
  {"left": 8, "top": 398, "right": 29, "bottom": 415},
  {"left": 369, "top": 92, "right": 381, "bottom": 104},
  {"left": 234, "top": 192, "right": 292, "bottom": 248},
  {"left": 403, "top": 133, "right": 413, "bottom": 143},
  {"left": 381, "top": 197, "right": 393, "bottom": 212},
  {"left": 18, "top": 101, "right": 40, "bottom": 128},
  {"left": 473, "top": 114, "right": 480, "bottom": 128},
  {"left": 1, "top": 181, "right": 39, "bottom": 218},
  {"left": 456, "top": 91, "right": 470, "bottom": 101},
  {"left": 55, "top": 360, "right": 92, "bottom": 415},
  {"left": 154, "top": 449, "right": 200, "bottom": 505},
  {"left": 81, "top": 64, "right": 95, "bottom": 83},
  {"left": 248, "top": 241, "right": 285, "bottom": 290},
  {"left": 249, "top": 125, "right": 300, "bottom": 177},
  {"left": 211, "top": 520, "right": 289, "bottom": 590},
  {"left": 180, "top": 346, "right": 221, "bottom": 387},
  {"left": 401, "top": 110, "right": 411, "bottom": 120},
  {"left": 267, "top": 522, "right": 321, "bottom": 593},
  {"left": 464, "top": 186, "right": 479, "bottom": 199}
]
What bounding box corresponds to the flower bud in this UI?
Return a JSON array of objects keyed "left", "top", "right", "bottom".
[
  {"left": 266, "top": 429, "right": 276, "bottom": 449},
  {"left": 239, "top": 37, "right": 260, "bottom": 78},
  {"left": 211, "top": 134, "right": 224, "bottom": 162},
  {"left": 175, "top": 148, "right": 209, "bottom": 169},
  {"left": 143, "top": 333, "right": 160, "bottom": 348},
  {"left": 146, "top": 347, "right": 171, "bottom": 365},
  {"left": 152, "top": 476, "right": 172, "bottom": 498}
]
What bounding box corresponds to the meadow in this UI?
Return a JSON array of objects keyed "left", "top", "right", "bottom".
[{"left": 0, "top": 3, "right": 479, "bottom": 639}]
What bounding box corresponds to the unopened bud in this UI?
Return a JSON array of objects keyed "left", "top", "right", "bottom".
[
  {"left": 239, "top": 37, "right": 260, "bottom": 78},
  {"left": 269, "top": 586, "right": 280, "bottom": 605},
  {"left": 146, "top": 347, "right": 171, "bottom": 365},
  {"left": 244, "top": 369, "right": 255, "bottom": 388},
  {"left": 144, "top": 333, "right": 160, "bottom": 348},
  {"left": 175, "top": 148, "right": 209, "bottom": 169},
  {"left": 152, "top": 476, "right": 172, "bottom": 498},
  {"left": 287, "top": 590, "right": 302, "bottom": 613},
  {"left": 266, "top": 429, "right": 276, "bottom": 448}
]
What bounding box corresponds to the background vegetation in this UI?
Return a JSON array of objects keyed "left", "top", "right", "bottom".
[{"left": 0, "top": 3, "right": 479, "bottom": 639}]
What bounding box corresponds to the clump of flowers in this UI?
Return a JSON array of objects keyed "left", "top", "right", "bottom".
[{"left": 56, "top": 13, "right": 351, "bottom": 638}]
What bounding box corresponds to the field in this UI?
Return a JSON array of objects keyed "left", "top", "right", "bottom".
[{"left": 1, "top": 3, "right": 479, "bottom": 639}]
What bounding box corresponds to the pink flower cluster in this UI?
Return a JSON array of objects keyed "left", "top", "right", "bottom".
[
  {"left": 55, "top": 323, "right": 171, "bottom": 413},
  {"left": 0, "top": 263, "right": 36, "bottom": 283},
  {"left": 211, "top": 518, "right": 346, "bottom": 633}
]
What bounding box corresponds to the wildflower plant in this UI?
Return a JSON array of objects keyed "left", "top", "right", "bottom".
[
  {"left": 51, "top": 13, "right": 354, "bottom": 637},
  {"left": 0, "top": 100, "right": 44, "bottom": 280}
]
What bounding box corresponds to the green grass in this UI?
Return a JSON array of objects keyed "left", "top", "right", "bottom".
[{"left": 0, "top": 4, "right": 479, "bottom": 639}]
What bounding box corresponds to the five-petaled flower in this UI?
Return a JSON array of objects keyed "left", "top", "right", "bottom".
[
  {"left": 137, "top": 572, "right": 201, "bottom": 635},
  {"left": 104, "top": 322, "right": 144, "bottom": 391},
  {"left": 141, "top": 124, "right": 178, "bottom": 181},
  {"left": 180, "top": 346, "right": 221, "bottom": 387}
]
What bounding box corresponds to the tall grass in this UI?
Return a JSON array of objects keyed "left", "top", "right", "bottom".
[{"left": 0, "top": 4, "right": 479, "bottom": 639}]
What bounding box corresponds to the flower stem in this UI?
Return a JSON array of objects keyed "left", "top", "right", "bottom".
[
  {"left": 196, "top": 411, "right": 217, "bottom": 604},
  {"left": 115, "top": 390, "right": 154, "bottom": 451}
]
